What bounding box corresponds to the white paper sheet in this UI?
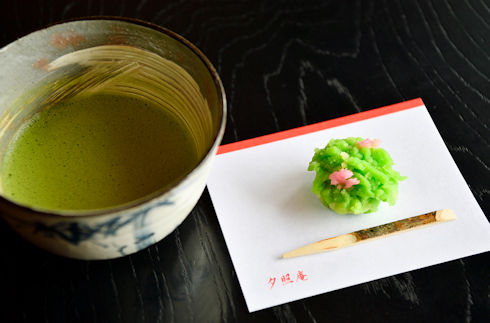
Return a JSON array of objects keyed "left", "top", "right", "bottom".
[{"left": 207, "top": 100, "right": 490, "bottom": 312}]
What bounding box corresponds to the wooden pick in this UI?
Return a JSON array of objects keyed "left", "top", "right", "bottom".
[{"left": 282, "top": 209, "right": 456, "bottom": 259}]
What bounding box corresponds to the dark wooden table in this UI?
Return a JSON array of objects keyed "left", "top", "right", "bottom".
[{"left": 1, "top": 1, "right": 488, "bottom": 322}]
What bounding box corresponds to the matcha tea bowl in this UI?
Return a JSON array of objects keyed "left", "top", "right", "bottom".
[{"left": 0, "top": 18, "right": 226, "bottom": 260}]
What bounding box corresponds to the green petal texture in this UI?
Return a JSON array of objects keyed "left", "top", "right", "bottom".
[{"left": 308, "top": 137, "right": 406, "bottom": 214}]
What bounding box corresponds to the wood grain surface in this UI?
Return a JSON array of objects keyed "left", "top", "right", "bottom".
[
  {"left": 0, "top": 1, "right": 488, "bottom": 322},
  {"left": 282, "top": 210, "right": 456, "bottom": 258}
]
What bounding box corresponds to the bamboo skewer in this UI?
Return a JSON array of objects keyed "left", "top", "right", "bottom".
[{"left": 282, "top": 209, "right": 456, "bottom": 259}]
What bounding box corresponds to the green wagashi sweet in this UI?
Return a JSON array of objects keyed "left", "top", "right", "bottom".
[{"left": 308, "top": 137, "right": 406, "bottom": 214}]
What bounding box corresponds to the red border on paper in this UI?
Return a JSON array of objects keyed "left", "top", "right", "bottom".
[{"left": 217, "top": 98, "right": 424, "bottom": 155}]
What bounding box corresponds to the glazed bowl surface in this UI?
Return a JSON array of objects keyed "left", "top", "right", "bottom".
[{"left": 0, "top": 18, "right": 226, "bottom": 260}]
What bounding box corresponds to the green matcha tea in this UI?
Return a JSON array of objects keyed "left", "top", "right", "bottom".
[{"left": 1, "top": 94, "right": 198, "bottom": 211}]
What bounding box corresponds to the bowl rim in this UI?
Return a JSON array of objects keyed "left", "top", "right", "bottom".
[{"left": 0, "top": 16, "right": 227, "bottom": 218}]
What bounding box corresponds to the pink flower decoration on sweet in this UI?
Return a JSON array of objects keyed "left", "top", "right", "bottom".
[
  {"left": 329, "top": 168, "right": 360, "bottom": 189},
  {"left": 358, "top": 138, "right": 381, "bottom": 148}
]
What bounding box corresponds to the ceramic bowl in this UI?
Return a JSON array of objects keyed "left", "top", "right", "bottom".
[{"left": 0, "top": 18, "right": 226, "bottom": 260}]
